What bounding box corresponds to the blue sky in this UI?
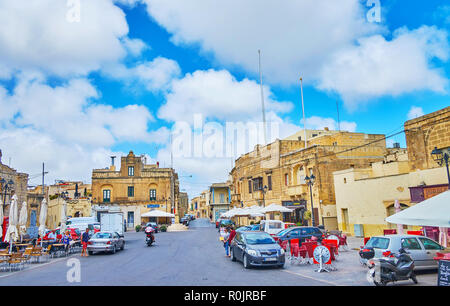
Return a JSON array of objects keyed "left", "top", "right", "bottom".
[{"left": 0, "top": 0, "right": 449, "bottom": 197}]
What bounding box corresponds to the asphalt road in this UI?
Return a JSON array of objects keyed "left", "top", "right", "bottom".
[{"left": 0, "top": 218, "right": 331, "bottom": 286}]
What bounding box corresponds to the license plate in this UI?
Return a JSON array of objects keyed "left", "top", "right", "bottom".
[{"left": 264, "top": 257, "right": 277, "bottom": 261}]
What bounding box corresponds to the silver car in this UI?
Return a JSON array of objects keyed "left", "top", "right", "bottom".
[
  {"left": 87, "top": 231, "right": 125, "bottom": 255},
  {"left": 360, "top": 234, "right": 445, "bottom": 270}
]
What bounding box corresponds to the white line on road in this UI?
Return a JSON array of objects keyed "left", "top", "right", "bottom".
[{"left": 282, "top": 269, "right": 341, "bottom": 286}]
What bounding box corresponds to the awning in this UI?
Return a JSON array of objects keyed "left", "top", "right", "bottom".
[
  {"left": 262, "top": 203, "right": 293, "bottom": 213},
  {"left": 141, "top": 210, "right": 175, "bottom": 218},
  {"left": 385, "top": 190, "right": 450, "bottom": 227}
]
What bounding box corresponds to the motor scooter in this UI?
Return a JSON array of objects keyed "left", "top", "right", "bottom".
[
  {"left": 361, "top": 247, "right": 418, "bottom": 286},
  {"left": 145, "top": 226, "right": 155, "bottom": 246}
]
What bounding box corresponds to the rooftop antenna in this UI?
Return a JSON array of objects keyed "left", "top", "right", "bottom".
[
  {"left": 300, "top": 77, "right": 307, "bottom": 148},
  {"left": 336, "top": 100, "right": 341, "bottom": 132},
  {"left": 258, "top": 50, "right": 267, "bottom": 145}
]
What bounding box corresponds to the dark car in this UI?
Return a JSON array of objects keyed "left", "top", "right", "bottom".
[
  {"left": 274, "top": 226, "right": 324, "bottom": 244},
  {"left": 230, "top": 231, "right": 285, "bottom": 269},
  {"left": 145, "top": 222, "right": 159, "bottom": 233},
  {"left": 236, "top": 225, "right": 260, "bottom": 232},
  {"left": 180, "top": 216, "right": 190, "bottom": 226}
]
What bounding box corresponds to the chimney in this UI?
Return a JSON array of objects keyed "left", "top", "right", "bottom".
[
  {"left": 110, "top": 156, "right": 116, "bottom": 171},
  {"left": 324, "top": 127, "right": 329, "bottom": 131}
]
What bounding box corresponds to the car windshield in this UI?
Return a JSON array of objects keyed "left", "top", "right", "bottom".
[
  {"left": 366, "top": 237, "right": 390, "bottom": 249},
  {"left": 221, "top": 220, "right": 232, "bottom": 225},
  {"left": 245, "top": 233, "right": 275, "bottom": 245},
  {"left": 93, "top": 233, "right": 112, "bottom": 239}
]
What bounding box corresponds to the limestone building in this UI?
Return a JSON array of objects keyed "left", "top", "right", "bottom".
[
  {"left": 209, "top": 182, "right": 231, "bottom": 222},
  {"left": 333, "top": 106, "right": 450, "bottom": 237},
  {"left": 91, "top": 151, "right": 180, "bottom": 230},
  {"left": 230, "top": 129, "right": 387, "bottom": 229}
]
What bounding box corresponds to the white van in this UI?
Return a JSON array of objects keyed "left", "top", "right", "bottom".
[
  {"left": 66, "top": 216, "right": 97, "bottom": 231},
  {"left": 260, "top": 220, "right": 285, "bottom": 236}
]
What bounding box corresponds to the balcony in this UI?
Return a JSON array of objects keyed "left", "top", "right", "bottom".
[{"left": 287, "top": 184, "right": 308, "bottom": 197}]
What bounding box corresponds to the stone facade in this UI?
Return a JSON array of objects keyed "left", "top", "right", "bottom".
[
  {"left": 92, "top": 151, "right": 180, "bottom": 229},
  {"left": 230, "top": 130, "right": 387, "bottom": 229},
  {"left": 405, "top": 106, "right": 450, "bottom": 171},
  {"left": 190, "top": 190, "right": 208, "bottom": 219},
  {"left": 209, "top": 182, "right": 231, "bottom": 222},
  {"left": 0, "top": 150, "right": 29, "bottom": 217},
  {"left": 178, "top": 192, "right": 189, "bottom": 219}
]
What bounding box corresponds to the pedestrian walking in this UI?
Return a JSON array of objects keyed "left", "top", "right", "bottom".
[
  {"left": 61, "top": 231, "right": 71, "bottom": 255},
  {"left": 81, "top": 228, "right": 90, "bottom": 257},
  {"left": 228, "top": 226, "right": 236, "bottom": 245},
  {"left": 223, "top": 228, "right": 230, "bottom": 257}
]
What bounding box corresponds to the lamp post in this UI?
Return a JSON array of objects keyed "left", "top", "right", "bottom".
[
  {"left": 305, "top": 174, "right": 316, "bottom": 226},
  {"left": 261, "top": 185, "right": 268, "bottom": 207},
  {"left": 431, "top": 147, "right": 450, "bottom": 189},
  {"left": 0, "top": 178, "right": 14, "bottom": 214}
]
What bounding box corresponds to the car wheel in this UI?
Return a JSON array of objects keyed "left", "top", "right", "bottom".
[
  {"left": 230, "top": 248, "right": 236, "bottom": 262},
  {"left": 411, "top": 274, "right": 418, "bottom": 284},
  {"left": 111, "top": 245, "right": 116, "bottom": 254},
  {"left": 243, "top": 254, "right": 251, "bottom": 269},
  {"left": 88, "top": 251, "right": 93, "bottom": 255},
  {"left": 121, "top": 243, "right": 125, "bottom": 251},
  {"left": 278, "top": 262, "right": 285, "bottom": 269}
]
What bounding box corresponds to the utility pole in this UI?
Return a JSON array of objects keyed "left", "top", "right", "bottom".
[
  {"left": 258, "top": 50, "right": 267, "bottom": 145},
  {"left": 300, "top": 77, "right": 307, "bottom": 148}
]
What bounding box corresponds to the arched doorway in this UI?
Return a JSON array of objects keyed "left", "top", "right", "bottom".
[{"left": 386, "top": 203, "right": 410, "bottom": 230}]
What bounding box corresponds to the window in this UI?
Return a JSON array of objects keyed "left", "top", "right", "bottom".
[
  {"left": 252, "top": 177, "right": 263, "bottom": 191},
  {"left": 248, "top": 180, "right": 252, "bottom": 193},
  {"left": 419, "top": 238, "right": 442, "bottom": 250},
  {"left": 128, "top": 166, "right": 134, "bottom": 176},
  {"left": 103, "top": 189, "right": 111, "bottom": 203},
  {"left": 401, "top": 238, "right": 422, "bottom": 250},
  {"left": 365, "top": 237, "right": 390, "bottom": 249},
  {"left": 128, "top": 186, "right": 134, "bottom": 197},
  {"left": 149, "top": 189, "right": 156, "bottom": 201},
  {"left": 219, "top": 193, "right": 225, "bottom": 203},
  {"left": 268, "top": 176, "right": 272, "bottom": 190},
  {"left": 284, "top": 173, "right": 289, "bottom": 186}
]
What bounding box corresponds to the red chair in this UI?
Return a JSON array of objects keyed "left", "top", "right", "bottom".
[
  {"left": 279, "top": 240, "right": 289, "bottom": 251},
  {"left": 383, "top": 229, "right": 397, "bottom": 235},
  {"left": 322, "top": 239, "right": 339, "bottom": 258},
  {"left": 338, "top": 235, "right": 348, "bottom": 251},
  {"left": 407, "top": 230, "right": 423, "bottom": 236},
  {"left": 302, "top": 241, "right": 318, "bottom": 264}
]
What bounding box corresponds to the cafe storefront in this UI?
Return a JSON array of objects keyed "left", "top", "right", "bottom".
[{"left": 281, "top": 200, "right": 307, "bottom": 225}]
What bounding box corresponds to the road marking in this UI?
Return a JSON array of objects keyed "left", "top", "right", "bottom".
[{"left": 282, "top": 269, "right": 341, "bottom": 286}]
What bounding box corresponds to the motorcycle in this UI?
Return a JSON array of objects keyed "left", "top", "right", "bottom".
[
  {"left": 145, "top": 226, "right": 155, "bottom": 246},
  {"left": 360, "top": 247, "right": 418, "bottom": 286}
]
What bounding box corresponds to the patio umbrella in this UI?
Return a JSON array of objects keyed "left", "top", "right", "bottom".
[
  {"left": 60, "top": 199, "right": 67, "bottom": 233},
  {"left": 18, "top": 201, "right": 28, "bottom": 240},
  {"left": 38, "top": 198, "right": 48, "bottom": 238},
  {"left": 385, "top": 190, "right": 450, "bottom": 227},
  {"left": 0, "top": 195, "right": 3, "bottom": 239},
  {"left": 4, "top": 194, "right": 18, "bottom": 252},
  {"left": 141, "top": 210, "right": 175, "bottom": 218},
  {"left": 261, "top": 203, "right": 293, "bottom": 213}
]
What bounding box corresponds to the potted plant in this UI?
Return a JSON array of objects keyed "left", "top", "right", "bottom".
[
  {"left": 135, "top": 225, "right": 141, "bottom": 232},
  {"left": 160, "top": 225, "right": 167, "bottom": 232}
]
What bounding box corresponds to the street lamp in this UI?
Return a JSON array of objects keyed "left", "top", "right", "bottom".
[
  {"left": 0, "top": 178, "right": 14, "bottom": 213},
  {"left": 304, "top": 174, "right": 316, "bottom": 226},
  {"left": 431, "top": 147, "right": 450, "bottom": 189},
  {"left": 261, "top": 185, "right": 268, "bottom": 207}
]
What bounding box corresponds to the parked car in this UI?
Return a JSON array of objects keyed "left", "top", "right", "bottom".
[
  {"left": 236, "top": 225, "right": 260, "bottom": 232},
  {"left": 180, "top": 217, "right": 190, "bottom": 226},
  {"left": 359, "top": 234, "right": 445, "bottom": 270},
  {"left": 273, "top": 226, "right": 324, "bottom": 244},
  {"left": 260, "top": 220, "right": 285, "bottom": 236},
  {"left": 145, "top": 222, "right": 160, "bottom": 233},
  {"left": 87, "top": 231, "right": 125, "bottom": 255},
  {"left": 230, "top": 231, "right": 285, "bottom": 269}
]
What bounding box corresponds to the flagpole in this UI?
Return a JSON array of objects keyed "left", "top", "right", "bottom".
[
  {"left": 258, "top": 50, "right": 267, "bottom": 145},
  {"left": 300, "top": 77, "right": 307, "bottom": 148}
]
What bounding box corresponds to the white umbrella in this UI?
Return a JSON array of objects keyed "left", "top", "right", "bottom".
[
  {"left": 4, "top": 194, "right": 18, "bottom": 252},
  {"left": 141, "top": 210, "right": 175, "bottom": 218},
  {"left": 38, "top": 198, "right": 48, "bottom": 237},
  {"left": 0, "top": 194, "right": 3, "bottom": 239},
  {"left": 386, "top": 190, "right": 450, "bottom": 227},
  {"left": 261, "top": 203, "right": 293, "bottom": 213},
  {"left": 60, "top": 199, "right": 67, "bottom": 233},
  {"left": 18, "top": 201, "right": 28, "bottom": 240}
]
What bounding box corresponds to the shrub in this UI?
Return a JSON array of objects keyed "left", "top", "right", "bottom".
[
  {"left": 160, "top": 225, "right": 167, "bottom": 232},
  {"left": 135, "top": 225, "right": 141, "bottom": 232}
]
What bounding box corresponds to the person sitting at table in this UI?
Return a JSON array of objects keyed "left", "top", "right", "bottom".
[
  {"left": 47, "top": 231, "right": 57, "bottom": 243},
  {"left": 61, "top": 231, "right": 71, "bottom": 254}
]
